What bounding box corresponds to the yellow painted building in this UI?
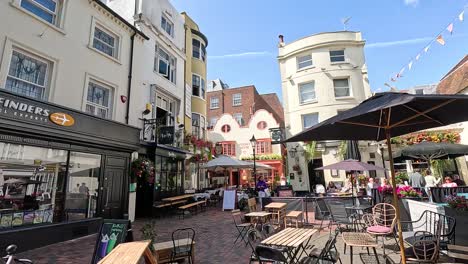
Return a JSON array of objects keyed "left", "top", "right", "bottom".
[{"left": 182, "top": 13, "right": 208, "bottom": 140}]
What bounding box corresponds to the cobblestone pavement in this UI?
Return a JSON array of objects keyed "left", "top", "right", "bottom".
[{"left": 16, "top": 206, "right": 445, "bottom": 264}]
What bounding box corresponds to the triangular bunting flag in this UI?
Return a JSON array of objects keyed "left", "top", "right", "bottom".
[
  {"left": 460, "top": 11, "right": 464, "bottom": 22},
  {"left": 424, "top": 45, "right": 430, "bottom": 53},
  {"left": 447, "top": 23, "right": 454, "bottom": 34},
  {"left": 408, "top": 61, "right": 413, "bottom": 70},
  {"left": 436, "top": 35, "right": 445, "bottom": 45},
  {"left": 415, "top": 53, "right": 421, "bottom": 61}
]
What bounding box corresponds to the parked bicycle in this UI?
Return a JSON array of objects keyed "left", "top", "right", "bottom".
[{"left": 2, "top": 245, "right": 32, "bottom": 264}]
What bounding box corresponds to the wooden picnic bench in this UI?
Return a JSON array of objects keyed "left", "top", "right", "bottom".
[
  {"left": 162, "top": 194, "right": 194, "bottom": 202},
  {"left": 178, "top": 200, "right": 207, "bottom": 219}
]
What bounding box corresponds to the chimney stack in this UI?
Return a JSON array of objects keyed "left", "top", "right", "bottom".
[{"left": 278, "top": 35, "right": 285, "bottom": 47}]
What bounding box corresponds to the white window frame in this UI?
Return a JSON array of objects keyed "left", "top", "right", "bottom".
[
  {"left": 154, "top": 43, "right": 176, "bottom": 84},
  {"left": 152, "top": 90, "right": 177, "bottom": 126},
  {"left": 83, "top": 75, "right": 115, "bottom": 119},
  {"left": 191, "top": 112, "right": 206, "bottom": 139},
  {"left": 302, "top": 113, "right": 319, "bottom": 129},
  {"left": 333, "top": 78, "right": 352, "bottom": 98},
  {"left": 5, "top": 47, "right": 52, "bottom": 100},
  {"left": 233, "top": 113, "right": 243, "bottom": 126},
  {"left": 232, "top": 93, "right": 242, "bottom": 106},
  {"left": 89, "top": 17, "right": 122, "bottom": 62},
  {"left": 209, "top": 117, "right": 218, "bottom": 128},
  {"left": 210, "top": 97, "right": 219, "bottom": 109},
  {"left": 13, "top": 0, "right": 68, "bottom": 32},
  {"left": 299, "top": 81, "right": 316, "bottom": 104},
  {"left": 297, "top": 54, "right": 313, "bottom": 70},
  {"left": 330, "top": 50, "right": 346, "bottom": 63},
  {"left": 161, "top": 15, "right": 174, "bottom": 37}
]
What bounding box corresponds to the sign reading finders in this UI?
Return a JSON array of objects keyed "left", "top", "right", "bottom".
[
  {"left": 0, "top": 95, "right": 74, "bottom": 127},
  {"left": 158, "top": 126, "right": 175, "bottom": 145}
]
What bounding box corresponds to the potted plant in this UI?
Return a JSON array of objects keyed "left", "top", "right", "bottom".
[
  {"left": 444, "top": 195, "right": 468, "bottom": 245},
  {"left": 130, "top": 158, "right": 155, "bottom": 184},
  {"left": 396, "top": 186, "right": 423, "bottom": 200},
  {"left": 140, "top": 220, "right": 157, "bottom": 251}
]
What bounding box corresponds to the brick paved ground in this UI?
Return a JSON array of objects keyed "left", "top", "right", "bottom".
[{"left": 16, "top": 206, "right": 451, "bottom": 264}]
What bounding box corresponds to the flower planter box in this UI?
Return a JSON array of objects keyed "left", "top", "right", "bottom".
[{"left": 444, "top": 206, "right": 468, "bottom": 246}]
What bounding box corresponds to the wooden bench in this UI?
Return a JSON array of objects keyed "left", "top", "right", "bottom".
[
  {"left": 448, "top": 244, "right": 468, "bottom": 262},
  {"left": 284, "top": 211, "right": 303, "bottom": 228},
  {"left": 153, "top": 200, "right": 188, "bottom": 218},
  {"left": 178, "top": 201, "right": 206, "bottom": 219}
]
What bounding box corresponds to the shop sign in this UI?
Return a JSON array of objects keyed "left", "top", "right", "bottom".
[
  {"left": 158, "top": 126, "right": 174, "bottom": 145},
  {"left": 0, "top": 95, "right": 75, "bottom": 127}
]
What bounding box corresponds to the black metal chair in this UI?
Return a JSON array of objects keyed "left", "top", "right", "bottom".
[
  {"left": 298, "top": 230, "right": 341, "bottom": 264},
  {"left": 171, "top": 227, "right": 195, "bottom": 264},
  {"left": 400, "top": 210, "right": 456, "bottom": 250},
  {"left": 315, "top": 198, "right": 332, "bottom": 230},
  {"left": 255, "top": 245, "right": 289, "bottom": 264},
  {"left": 325, "top": 199, "right": 356, "bottom": 232},
  {"left": 232, "top": 209, "right": 252, "bottom": 245}
]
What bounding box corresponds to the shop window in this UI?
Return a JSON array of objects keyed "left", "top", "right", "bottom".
[
  {"left": 155, "top": 156, "right": 183, "bottom": 194},
  {"left": 0, "top": 143, "right": 67, "bottom": 228},
  {"left": 86, "top": 80, "right": 113, "bottom": 119},
  {"left": 6, "top": 49, "right": 52, "bottom": 100},
  {"left": 220, "top": 142, "right": 236, "bottom": 156},
  {"left": 65, "top": 152, "right": 101, "bottom": 221},
  {"left": 255, "top": 139, "right": 272, "bottom": 154}
]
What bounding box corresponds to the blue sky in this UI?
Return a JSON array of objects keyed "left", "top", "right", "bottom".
[{"left": 172, "top": 0, "right": 468, "bottom": 97}]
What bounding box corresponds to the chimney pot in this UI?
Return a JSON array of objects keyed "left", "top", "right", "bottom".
[{"left": 278, "top": 34, "right": 284, "bottom": 43}]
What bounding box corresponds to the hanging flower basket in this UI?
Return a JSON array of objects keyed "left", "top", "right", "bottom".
[{"left": 130, "top": 158, "right": 155, "bottom": 184}]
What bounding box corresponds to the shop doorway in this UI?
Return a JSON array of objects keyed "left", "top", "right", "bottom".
[
  {"left": 232, "top": 171, "right": 239, "bottom": 187},
  {"left": 100, "top": 157, "right": 127, "bottom": 219},
  {"left": 308, "top": 159, "right": 325, "bottom": 191}
]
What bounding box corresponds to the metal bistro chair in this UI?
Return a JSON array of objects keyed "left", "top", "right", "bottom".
[
  {"left": 232, "top": 209, "right": 252, "bottom": 245},
  {"left": 171, "top": 227, "right": 195, "bottom": 264},
  {"left": 255, "top": 245, "right": 289, "bottom": 264},
  {"left": 325, "top": 199, "right": 356, "bottom": 233},
  {"left": 315, "top": 198, "right": 332, "bottom": 230},
  {"left": 299, "top": 230, "right": 341, "bottom": 264},
  {"left": 365, "top": 203, "right": 398, "bottom": 255},
  {"left": 403, "top": 218, "right": 443, "bottom": 264}
]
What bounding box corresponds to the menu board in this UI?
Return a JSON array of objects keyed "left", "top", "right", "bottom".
[
  {"left": 91, "top": 219, "right": 131, "bottom": 264},
  {"left": 222, "top": 190, "right": 237, "bottom": 211}
]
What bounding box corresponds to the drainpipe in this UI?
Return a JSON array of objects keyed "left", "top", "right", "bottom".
[
  {"left": 183, "top": 25, "right": 187, "bottom": 133},
  {"left": 125, "top": 33, "right": 136, "bottom": 124}
]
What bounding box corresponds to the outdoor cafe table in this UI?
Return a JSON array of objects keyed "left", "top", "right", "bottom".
[
  {"left": 245, "top": 211, "right": 272, "bottom": 228},
  {"left": 342, "top": 232, "right": 379, "bottom": 264},
  {"left": 261, "top": 228, "right": 317, "bottom": 263},
  {"left": 264, "top": 202, "right": 287, "bottom": 225}
]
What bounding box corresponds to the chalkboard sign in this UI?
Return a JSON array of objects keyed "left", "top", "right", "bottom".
[
  {"left": 91, "top": 219, "right": 131, "bottom": 264},
  {"left": 222, "top": 190, "right": 237, "bottom": 211},
  {"left": 158, "top": 126, "right": 175, "bottom": 145}
]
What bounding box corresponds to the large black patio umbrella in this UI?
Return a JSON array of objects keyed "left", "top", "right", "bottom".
[
  {"left": 395, "top": 141, "right": 468, "bottom": 160},
  {"left": 285, "top": 92, "right": 468, "bottom": 263}
]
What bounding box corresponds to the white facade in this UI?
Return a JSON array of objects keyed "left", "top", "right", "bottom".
[
  {"left": 107, "top": 0, "right": 186, "bottom": 131},
  {"left": 0, "top": 0, "right": 146, "bottom": 123},
  {"left": 278, "top": 31, "right": 375, "bottom": 191}
]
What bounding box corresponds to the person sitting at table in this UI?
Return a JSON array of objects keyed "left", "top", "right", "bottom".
[
  {"left": 326, "top": 181, "right": 337, "bottom": 193},
  {"left": 442, "top": 176, "right": 458, "bottom": 188},
  {"left": 341, "top": 179, "right": 353, "bottom": 193},
  {"left": 453, "top": 174, "right": 465, "bottom": 186}
]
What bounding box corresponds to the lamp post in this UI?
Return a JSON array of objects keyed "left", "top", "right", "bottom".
[{"left": 250, "top": 135, "right": 257, "bottom": 187}]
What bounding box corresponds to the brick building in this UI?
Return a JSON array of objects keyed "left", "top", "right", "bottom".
[
  {"left": 437, "top": 55, "right": 468, "bottom": 94},
  {"left": 206, "top": 83, "right": 285, "bottom": 187}
]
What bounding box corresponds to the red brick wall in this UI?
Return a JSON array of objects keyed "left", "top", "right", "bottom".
[
  {"left": 437, "top": 56, "right": 468, "bottom": 94},
  {"left": 206, "top": 86, "right": 285, "bottom": 128}
]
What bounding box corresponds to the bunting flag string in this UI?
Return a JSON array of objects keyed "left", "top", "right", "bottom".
[{"left": 387, "top": 6, "right": 466, "bottom": 85}]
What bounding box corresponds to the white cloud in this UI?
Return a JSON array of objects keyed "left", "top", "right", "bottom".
[
  {"left": 209, "top": 51, "right": 271, "bottom": 59},
  {"left": 366, "top": 37, "right": 432, "bottom": 48},
  {"left": 404, "top": 0, "right": 419, "bottom": 6}
]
